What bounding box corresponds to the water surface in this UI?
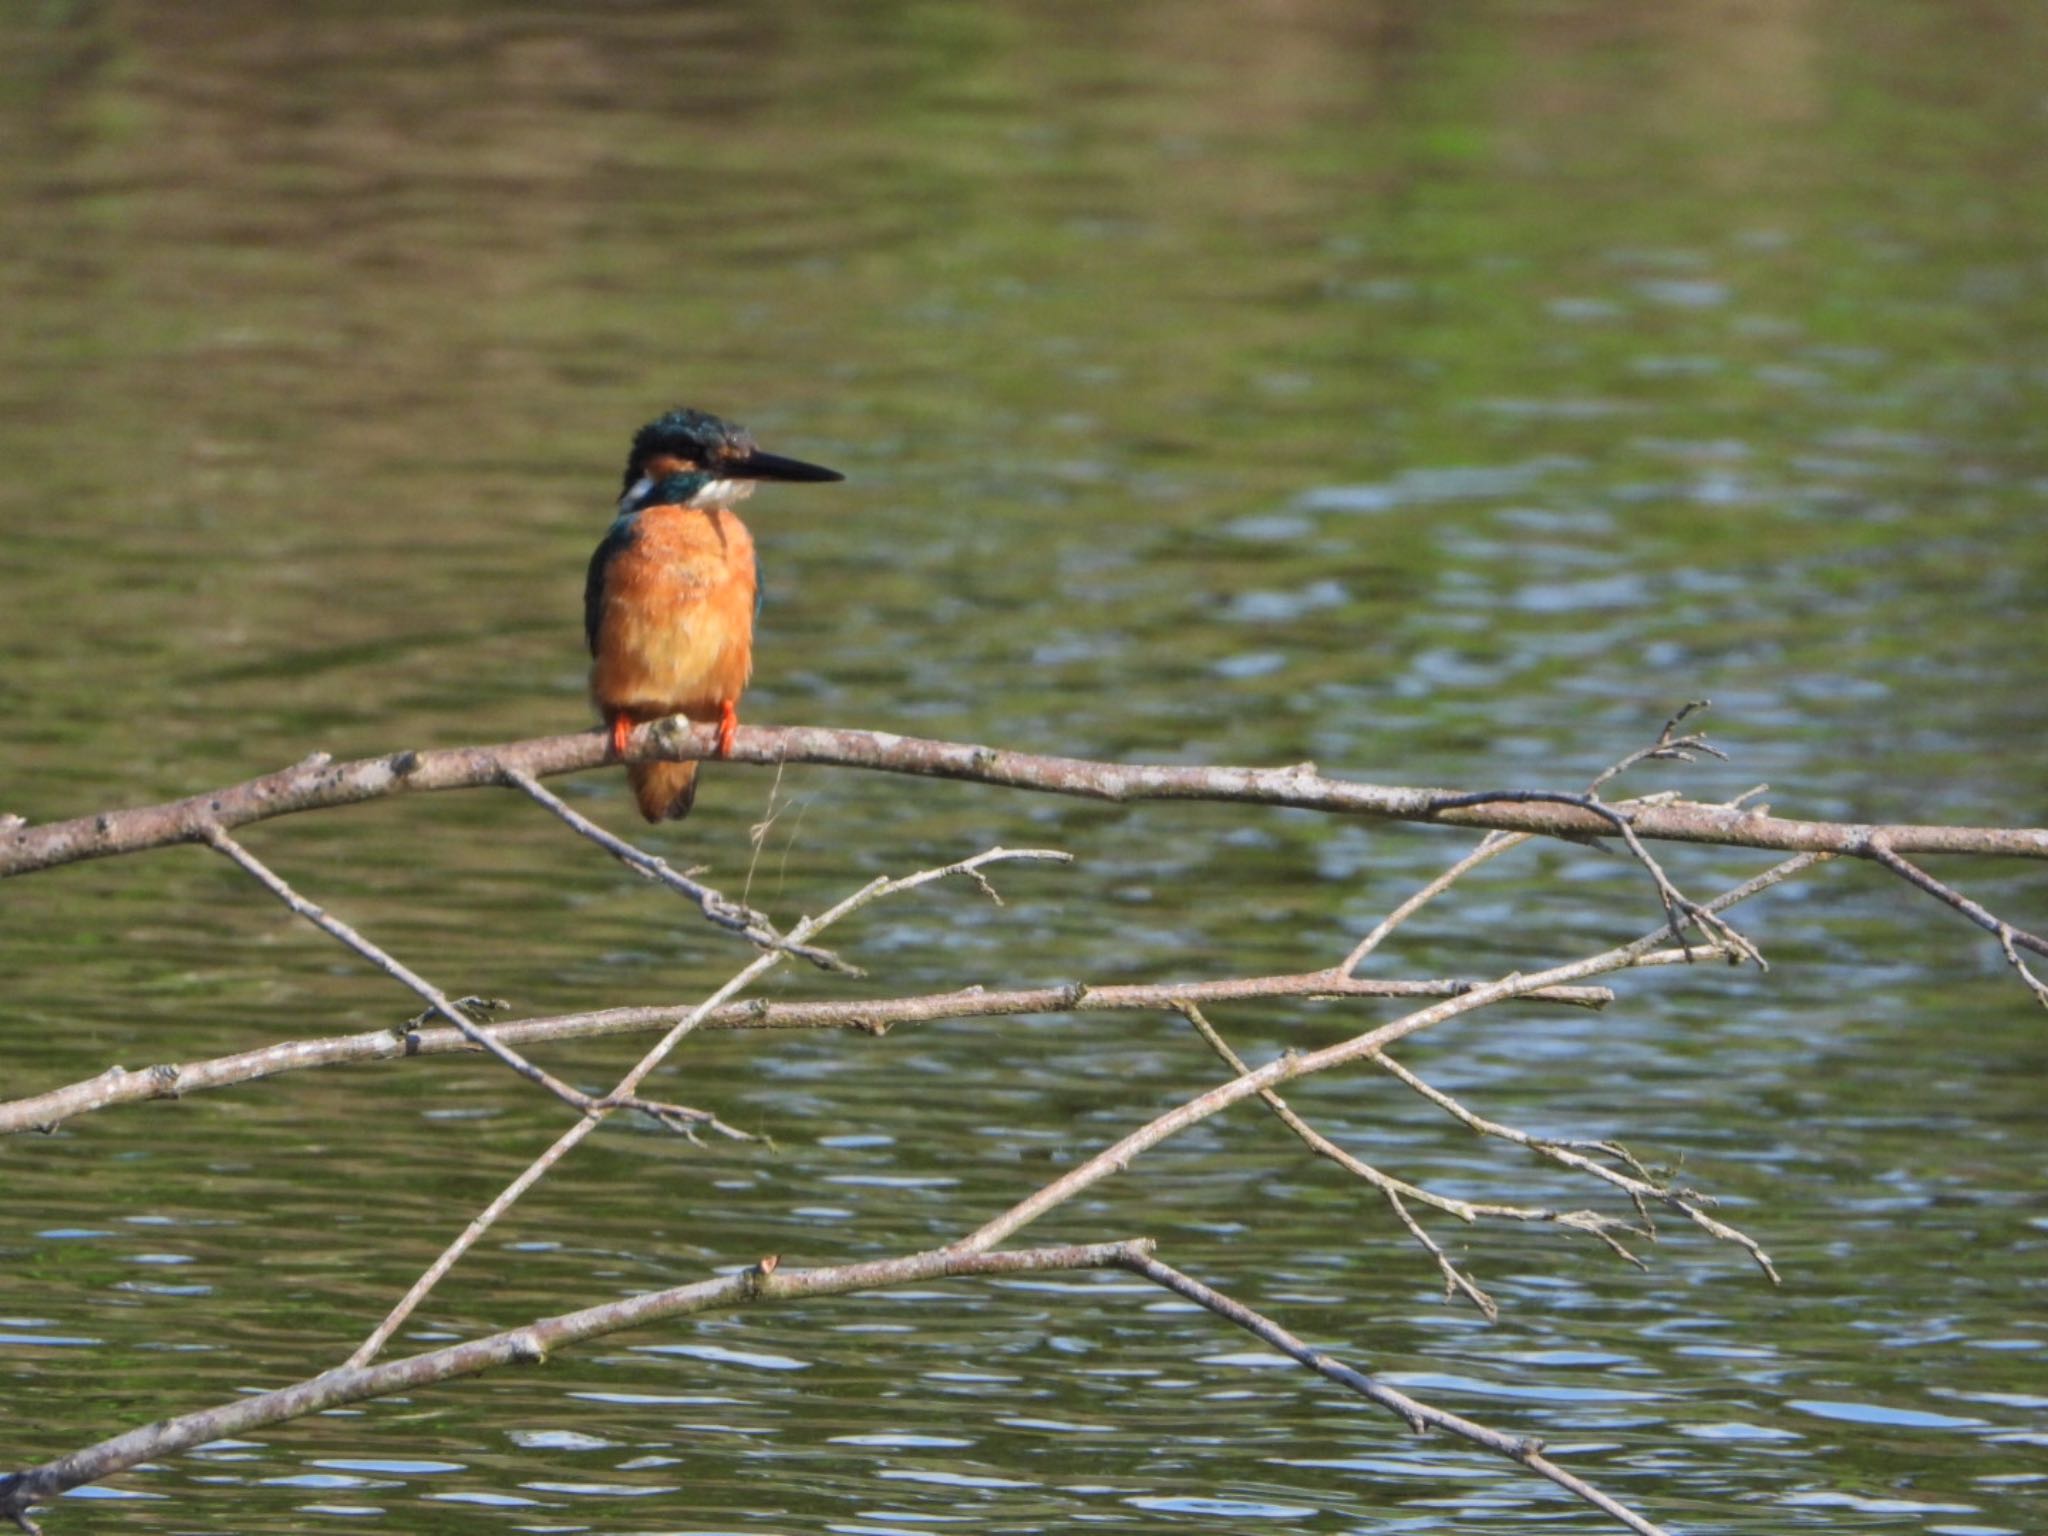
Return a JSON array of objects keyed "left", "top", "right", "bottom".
[{"left": 3, "top": 4, "right": 2045, "bottom": 1533}]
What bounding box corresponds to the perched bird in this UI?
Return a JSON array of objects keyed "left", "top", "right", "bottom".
[{"left": 586, "top": 407, "right": 842, "bottom": 821}]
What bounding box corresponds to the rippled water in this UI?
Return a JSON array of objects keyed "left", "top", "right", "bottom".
[{"left": 3, "top": 3, "right": 2045, "bottom": 1533}]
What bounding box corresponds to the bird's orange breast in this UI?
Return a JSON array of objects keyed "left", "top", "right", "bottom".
[{"left": 590, "top": 504, "right": 757, "bottom": 719}]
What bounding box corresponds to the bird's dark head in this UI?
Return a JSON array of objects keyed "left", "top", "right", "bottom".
[{"left": 620, "top": 406, "right": 842, "bottom": 512}]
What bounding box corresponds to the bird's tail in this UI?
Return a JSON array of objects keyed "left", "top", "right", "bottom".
[{"left": 629, "top": 760, "right": 699, "bottom": 822}]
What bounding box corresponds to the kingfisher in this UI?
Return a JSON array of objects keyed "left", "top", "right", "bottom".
[{"left": 586, "top": 407, "right": 842, "bottom": 821}]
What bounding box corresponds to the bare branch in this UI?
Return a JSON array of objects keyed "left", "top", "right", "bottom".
[
  {"left": 950, "top": 854, "right": 1820, "bottom": 1260},
  {"left": 1372, "top": 1051, "right": 1778, "bottom": 1283},
  {"left": 1176, "top": 1002, "right": 1501, "bottom": 1317},
  {"left": 1339, "top": 706, "right": 1736, "bottom": 980},
  {"left": 1, "top": 1232, "right": 1676, "bottom": 1536},
  {"left": 1339, "top": 831, "right": 1527, "bottom": 977},
  {"left": 1864, "top": 836, "right": 2048, "bottom": 1009},
  {"left": 1422, "top": 789, "right": 1766, "bottom": 966},
  {"left": 0, "top": 1240, "right": 1154, "bottom": 1530},
  {"left": 1585, "top": 697, "right": 1726, "bottom": 795},
  {"left": 200, "top": 824, "right": 599, "bottom": 1116},
  {"left": 1176, "top": 1003, "right": 1666, "bottom": 1311},
  {"left": 1118, "top": 1252, "right": 1672, "bottom": 1536},
  {"left": 500, "top": 765, "right": 853, "bottom": 973},
  {"left": 602, "top": 1093, "right": 759, "bottom": 1143},
  {"left": 1, "top": 970, "right": 1615, "bottom": 1138},
  {"left": 7, "top": 721, "right": 2043, "bottom": 880},
  {"left": 345, "top": 846, "right": 1070, "bottom": 1368}
]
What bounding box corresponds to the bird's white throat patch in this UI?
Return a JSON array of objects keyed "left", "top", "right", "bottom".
[
  {"left": 619, "top": 474, "right": 756, "bottom": 513},
  {"left": 687, "top": 478, "right": 755, "bottom": 508}
]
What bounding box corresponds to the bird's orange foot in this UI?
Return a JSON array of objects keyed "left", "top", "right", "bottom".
[
  {"left": 608, "top": 714, "right": 633, "bottom": 760},
  {"left": 717, "top": 699, "right": 738, "bottom": 759}
]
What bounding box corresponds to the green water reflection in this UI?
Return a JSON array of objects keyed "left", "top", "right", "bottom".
[{"left": 3, "top": 3, "right": 2045, "bottom": 1533}]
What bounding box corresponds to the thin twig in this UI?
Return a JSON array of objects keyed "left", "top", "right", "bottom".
[
  {"left": 1334, "top": 704, "right": 1729, "bottom": 981},
  {"left": 604, "top": 1093, "right": 758, "bottom": 1143},
  {"left": 742, "top": 756, "right": 794, "bottom": 908},
  {"left": 1177, "top": 1003, "right": 1660, "bottom": 1309},
  {"left": 1176, "top": 1002, "right": 1502, "bottom": 1319},
  {"left": 345, "top": 846, "right": 1070, "bottom": 1367},
  {"left": 1338, "top": 831, "right": 1527, "bottom": 977},
  {"left": 501, "top": 766, "right": 853, "bottom": 973},
  {"left": 1586, "top": 698, "right": 1727, "bottom": 795},
  {"left": 1425, "top": 788, "right": 1765, "bottom": 966},
  {"left": 1610, "top": 815, "right": 1765, "bottom": 967},
  {"left": 950, "top": 854, "right": 1822, "bottom": 1260},
  {"left": 1372, "top": 1051, "right": 1778, "bottom": 1283},
  {"left": 1119, "top": 1252, "right": 1672, "bottom": 1536},
  {"left": 1864, "top": 835, "right": 2048, "bottom": 1009},
  {"left": 199, "top": 824, "right": 598, "bottom": 1116}
]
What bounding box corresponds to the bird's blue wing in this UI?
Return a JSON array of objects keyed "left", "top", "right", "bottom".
[{"left": 584, "top": 513, "right": 638, "bottom": 657}]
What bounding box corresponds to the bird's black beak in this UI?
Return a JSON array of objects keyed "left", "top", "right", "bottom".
[{"left": 733, "top": 448, "right": 844, "bottom": 484}]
